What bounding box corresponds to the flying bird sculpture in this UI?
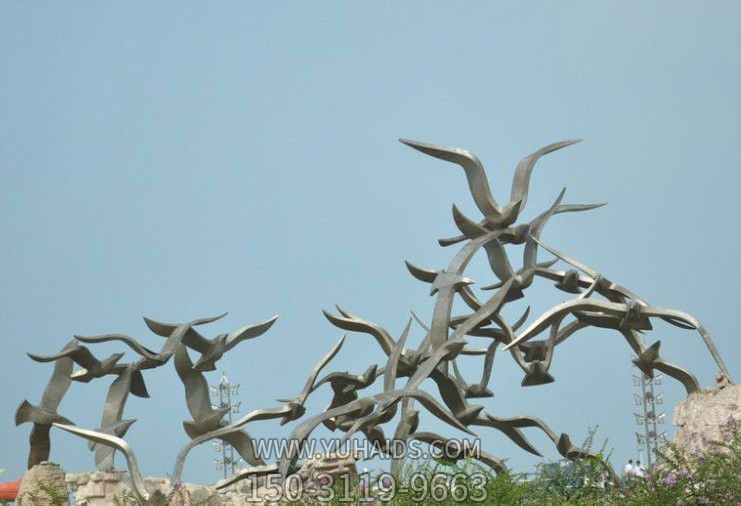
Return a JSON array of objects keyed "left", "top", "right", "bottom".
[
  {"left": 90, "top": 364, "right": 141, "bottom": 471},
  {"left": 28, "top": 342, "right": 149, "bottom": 398},
  {"left": 145, "top": 313, "right": 279, "bottom": 371},
  {"left": 16, "top": 136, "right": 733, "bottom": 495},
  {"left": 275, "top": 334, "right": 346, "bottom": 425},
  {"left": 174, "top": 344, "right": 265, "bottom": 467},
  {"left": 16, "top": 340, "right": 77, "bottom": 468}
]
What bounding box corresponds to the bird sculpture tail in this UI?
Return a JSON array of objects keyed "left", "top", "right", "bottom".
[{"left": 15, "top": 399, "right": 72, "bottom": 426}]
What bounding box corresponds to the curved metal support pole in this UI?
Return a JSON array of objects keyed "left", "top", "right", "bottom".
[{"left": 53, "top": 424, "right": 150, "bottom": 503}]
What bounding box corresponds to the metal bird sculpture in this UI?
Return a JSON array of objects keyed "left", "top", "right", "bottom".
[
  {"left": 15, "top": 340, "right": 76, "bottom": 469},
  {"left": 75, "top": 314, "right": 229, "bottom": 369},
  {"left": 145, "top": 313, "right": 279, "bottom": 372},
  {"left": 399, "top": 138, "right": 580, "bottom": 229},
  {"left": 90, "top": 364, "right": 141, "bottom": 471},
  {"left": 174, "top": 344, "right": 265, "bottom": 467},
  {"left": 276, "top": 334, "right": 346, "bottom": 425},
  {"left": 16, "top": 136, "right": 733, "bottom": 493},
  {"left": 28, "top": 342, "right": 149, "bottom": 398}
]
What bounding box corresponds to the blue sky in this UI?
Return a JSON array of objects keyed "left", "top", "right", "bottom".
[{"left": 1, "top": 2, "right": 739, "bottom": 484}]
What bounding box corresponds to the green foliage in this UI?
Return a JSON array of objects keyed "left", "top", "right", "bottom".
[
  {"left": 281, "top": 425, "right": 740, "bottom": 505},
  {"left": 16, "top": 483, "right": 68, "bottom": 506},
  {"left": 110, "top": 489, "right": 142, "bottom": 506},
  {"left": 16, "top": 481, "right": 68, "bottom": 506}
]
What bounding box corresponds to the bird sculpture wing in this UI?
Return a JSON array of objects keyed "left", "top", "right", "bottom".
[
  {"left": 428, "top": 229, "right": 504, "bottom": 357},
  {"left": 389, "top": 401, "right": 419, "bottom": 476},
  {"left": 452, "top": 204, "right": 490, "bottom": 239},
  {"left": 470, "top": 412, "right": 565, "bottom": 457},
  {"left": 450, "top": 359, "right": 468, "bottom": 390},
  {"left": 323, "top": 307, "right": 395, "bottom": 356},
  {"left": 224, "top": 315, "right": 279, "bottom": 351},
  {"left": 39, "top": 340, "right": 77, "bottom": 412},
  {"left": 503, "top": 286, "right": 733, "bottom": 382},
  {"left": 312, "top": 363, "right": 378, "bottom": 393},
  {"left": 438, "top": 199, "right": 605, "bottom": 248},
  {"left": 289, "top": 334, "right": 346, "bottom": 406},
  {"left": 219, "top": 431, "right": 266, "bottom": 467},
  {"left": 652, "top": 358, "right": 701, "bottom": 394},
  {"left": 93, "top": 366, "right": 138, "bottom": 471},
  {"left": 448, "top": 277, "right": 516, "bottom": 341},
  {"left": 474, "top": 340, "right": 498, "bottom": 393},
  {"left": 384, "top": 319, "right": 412, "bottom": 392},
  {"left": 98, "top": 367, "right": 135, "bottom": 436},
  {"left": 127, "top": 369, "right": 150, "bottom": 398},
  {"left": 399, "top": 138, "right": 504, "bottom": 220},
  {"left": 532, "top": 238, "right": 648, "bottom": 304},
  {"left": 336, "top": 407, "right": 389, "bottom": 448},
  {"left": 505, "top": 299, "right": 635, "bottom": 350},
  {"left": 405, "top": 338, "right": 467, "bottom": 390},
  {"left": 173, "top": 345, "right": 215, "bottom": 422},
  {"left": 143, "top": 313, "right": 227, "bottom": 355},
  {"left": 522, "top": 188, "right": 566, "bottom": 272},
  {"left": 639, "top": 306, "right": 732, "bottom": 382},
  {"left": 28, "top": 343, "right": 99, "bottom": 370},
  {"left": 74, "top": 333, "right": 158, "bottom": 361},
  {"left": 483, "top": 238, "right": 515, "bottom": 285},
  {"left": 510, "top": 139, "right": 581, "bottom": 212}
]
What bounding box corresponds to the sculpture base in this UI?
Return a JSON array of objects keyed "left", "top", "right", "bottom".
[
  {"left": 17, "top": 462, "right": 69, "bottom": 506},
  {"left": 65, "top": 471, "right": 221, "bottom": 505},
  {"left": 673, "top": 380, "right": 740, "bottom": 456}
]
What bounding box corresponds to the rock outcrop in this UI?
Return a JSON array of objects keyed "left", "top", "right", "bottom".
[
  {"left": 16, "top": 455, "right": 359, "bottom": 505},
  {"left": 65, "top": 471, "right": 221, "bottom": 505},
  {"left": 17, "top": 462, "right": 69, "bottom": 506},
  {"left": 673, "top": 374, "right": 740, "bottom": 456}
]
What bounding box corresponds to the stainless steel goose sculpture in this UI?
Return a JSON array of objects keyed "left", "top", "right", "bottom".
[{"left": 16, "top": 136, "right": 733, "bottom": 495}]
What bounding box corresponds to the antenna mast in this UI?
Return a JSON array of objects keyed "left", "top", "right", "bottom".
[
  {"left": 632, "top": 366, "right": 667, "bottom": 468},
  {"left": 210, "top": 372, "right": 243, "bottom": 479}
]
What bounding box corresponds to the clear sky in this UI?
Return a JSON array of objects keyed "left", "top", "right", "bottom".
[{"left": 1, "top": 1, "right": 739, "bottom": 485}]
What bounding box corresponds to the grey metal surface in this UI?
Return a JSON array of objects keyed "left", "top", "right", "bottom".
[
  {"left": 174, "top": 344, "right": 266, "bottom": 468},
  {"left": 92, "top": 364, "right": 140, "bottom": 471},
  {"left": 16, "top": 339, "right": 77, "bottom": 468},
  {"left": 53, "top": 423, "right": 151, "bottom": 503},
  {"left": 146, "top": 313, "right": 278, "bottom": 371},
  {"left": 276, "top": 334, "right": 346, "bottom": 425}
]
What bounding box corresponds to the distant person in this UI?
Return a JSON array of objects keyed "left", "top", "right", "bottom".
[
  {"left": 635, "top": 460, "right": 646, "bottom": 478},
  {"left": 624, "top": 459, "right": 635, "bottom": 476},
  {"left": 599, "top": 469, "right": 610, "bottom": 489}
]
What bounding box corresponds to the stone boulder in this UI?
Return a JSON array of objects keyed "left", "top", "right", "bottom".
[
  {"left": 673, "top": 374, "right": 740, "bottom": 456},
  {"left": 16, "top": 461, "right": 69, "bottom": 506},
  {"left": 65, "top": 471, "right": 221, "bottom": 506}
]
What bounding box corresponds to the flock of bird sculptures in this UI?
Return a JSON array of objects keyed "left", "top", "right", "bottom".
[{"left": 15, "top": 138, "right": 734, "bottom": 503}]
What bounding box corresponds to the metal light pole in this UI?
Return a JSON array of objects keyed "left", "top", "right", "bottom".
[
  {"left": 632, "top": 366, "right": 667, "bottom": 468},
  {"left": 210, "top": 373, "right": 243, "bottom": 479}
]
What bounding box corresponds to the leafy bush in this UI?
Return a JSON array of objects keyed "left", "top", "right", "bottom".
[{"left": 283, "top": 425, "right": 740, "bottom": 505}]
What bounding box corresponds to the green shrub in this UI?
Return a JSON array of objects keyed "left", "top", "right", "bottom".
[{"left": 282, "top": 424, "right": 741, "bottom": 505}]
